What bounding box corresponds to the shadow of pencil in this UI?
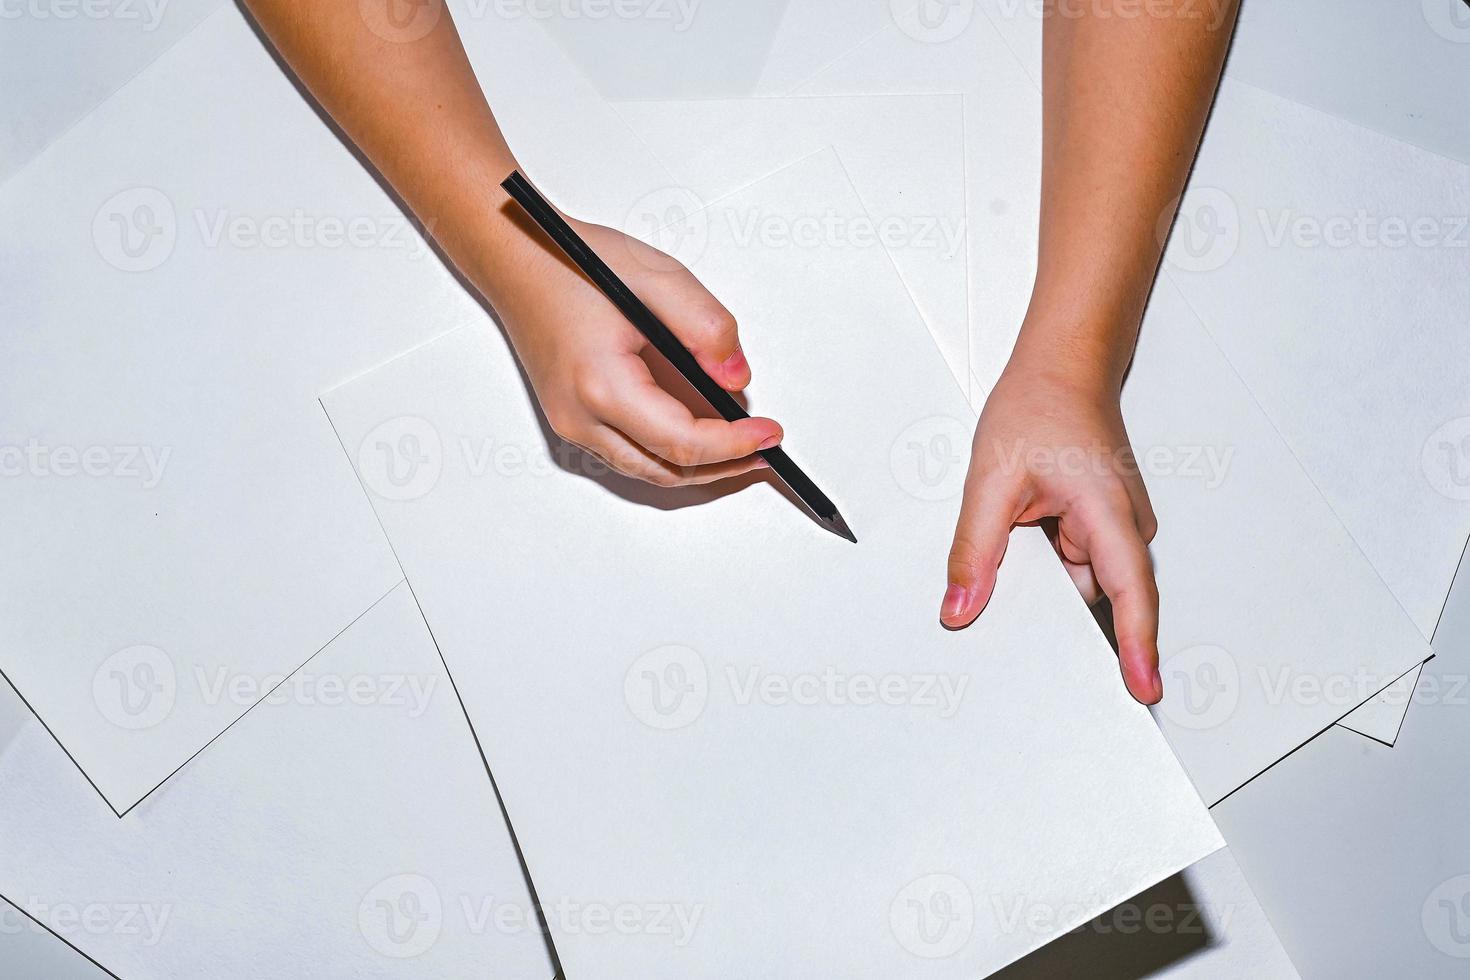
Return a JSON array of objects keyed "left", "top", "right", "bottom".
[{"left": 991, "top": 871, "right": 1218, "bottom": 980}]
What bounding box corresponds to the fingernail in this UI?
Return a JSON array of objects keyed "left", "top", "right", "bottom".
[
  {"left": 941, "top": 584, "right": 970, "bottom": 621},
  {"left": 1150, "top": 667, "right": 1164, "bottom": 702},
  {"left": 757, "top": 433, "right": 781, "bottom": 451},
  {"left": 721, "top": 348, "right": 749, "bottom": 376}
]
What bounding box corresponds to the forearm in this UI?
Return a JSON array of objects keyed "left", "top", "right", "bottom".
[
  {"left": 240, "top": 0, "right": 525, "bottom": 278},
  {"left": 1010, "top": 0, "right": 1239, "bottom": 392}
]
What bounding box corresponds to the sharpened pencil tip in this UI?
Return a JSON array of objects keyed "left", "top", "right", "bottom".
[{"left": 824, "top": 511, "right": 857, "bottom": 543}]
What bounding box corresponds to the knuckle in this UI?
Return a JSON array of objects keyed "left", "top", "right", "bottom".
[
  {"left": 1100, "top": 480, "right": 1136, "bottom": 513},
  {"left": 664, "top": 443, "right": 700, "bottom": 467},
  {"left": 969, "top": 459, "right": 1009, "bottom": 491},
  {"left": 602, "top": 444, "right": 642, "bottom": 474},
  {"left": 544, "top": 408, "right": 581, "bottom": 444},
  {"left": 639, "top": 246, "right": 688, "bottom": 277},
  {"left": 947, "top": 542, "right": 983, "bottom": 581},
  {"left": 690, "top": 305, "right": 737, "bottom": 346},
  {"left": 1115, "top": 578, "right": 1160, "bottom": 608},
  {"left": 1073, "top": 485, "right": 1129, "bottom": 528},
  {"left": 968, "top": 469, "right": 1020, "bottom": 514},
  {"left": 966, "top": 440, "right": 1008, "bottom": 482},
  {"left": 574, "top": 370, "right": 616, "bottom": 417}
]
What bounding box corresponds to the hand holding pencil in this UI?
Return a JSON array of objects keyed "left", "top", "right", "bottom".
[
  {"left": 484, "top": 205, "right": 784, "bottom": 490},
  {"left": 502, "top": 173, "right": 855, "bottom": 541}
]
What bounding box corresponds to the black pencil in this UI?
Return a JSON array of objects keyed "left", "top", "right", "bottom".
[{"left": 500, "top": 170, "right": 856, "bottom": 543}]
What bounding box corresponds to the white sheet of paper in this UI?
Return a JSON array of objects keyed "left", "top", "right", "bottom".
[
  {"left": 527, "top": 0, "right": 785, "bottom": 99},
  {"left": 1334, "top": 661, "right": 1427, "bottom": 745},
  {"left": 994, "top": 846, "right": 1299, "bottom": 979},
  {"left": 448, "top": 1, "right": 686, "bottom": 226},
  {"left": 1225, "top": 0, "right": 1470, "bottom": 167},
  {"left": 1123, "top": 279, "right": 1431, "bottom": 804},
  {"left": 613, "top": 93, "right": 970, "bottom": 390},
  {"left": 1210, "top": 550, "right": 1470, "bottom": 979},
  {"left": 0, "top": 4, "right": 681, "bottom": 811},
  {"left": 1163, "top": 79, "right": 1470, "bottom": 639},
  {"left": 324, "top": 151, "right": 1222, "bottom": 978},
  {"left": 773, "top": 5, "right": 1044, "bottom": 397},
  {"left": 0, "top": 0, "right": 224, "bottom": 183},
  {"left": 753, "top": 0, "right": 904, "bottom": 95},
  {"left": 0, "top": 582, "right": 554, "bottom": 979},
  {"left": 975, "top": 0, "right": 1044, "bottom": 84}
]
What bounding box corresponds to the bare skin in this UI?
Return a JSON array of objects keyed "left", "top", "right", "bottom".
[
  {"left": 242, "top": 0, "right": 1238, "bottom": 703},
  {"left": 242, "top": 0, "right": 779, "bottom": 487},
  {"left": 941, "top": 0, "right": 1240, "bottom": 705}
]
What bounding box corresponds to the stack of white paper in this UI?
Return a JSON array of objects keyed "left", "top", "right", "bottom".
[
  {"left": 4, "top": 3, "right": 1460, "bottom": 976},
  {"left": 1124, "top": 279, "right": 1429, "bottom": 802},
  {"left": 1212, "top": 549, "right": 1470, "bottom": 979},
  {"left": 0, "top": 584, "right": 554, "bottom": 978},
  {"left": 1163, "top": 79, "right": 1470, "bottom": 641}
]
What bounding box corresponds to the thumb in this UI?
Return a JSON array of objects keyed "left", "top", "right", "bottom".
[{"left": 643, "top": 267, "right": 750, "bottom": 391}]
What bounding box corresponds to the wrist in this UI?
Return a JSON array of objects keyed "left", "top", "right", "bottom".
[
  {"left": 409, "top": 148, "right": 548, "bottom": 300},
  {"left": 1005, "top": 301, "right": 1137, "bottom": 398},
  {"left": 1002, "top": 323, "right": 1129, "bottom": 403}
]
